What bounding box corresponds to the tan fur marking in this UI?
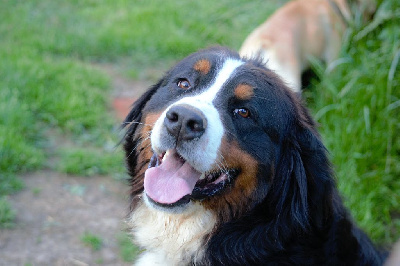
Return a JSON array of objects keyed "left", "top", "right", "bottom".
[
  {"left": 194, "top": 59, "right": 211, "bottom": 75},
  {"left": 140, "top": 112, "right": 163, "bottom": 161},
  {"left": 234, "top": 84, "right": 254, "bottom": 100},
  {"left": 131, "top": 111, "right": 164, "bottom": 199},
  {"left": 202, "top": 138, "right": 259, "bottom": 223}
]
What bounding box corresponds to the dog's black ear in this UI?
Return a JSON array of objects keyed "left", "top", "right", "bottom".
[
  {"left": 122, "top": 80, "right": 163, "bottom": 199},
  {"left": 271, "top": 105, "right": 336, "bottom": 232}
]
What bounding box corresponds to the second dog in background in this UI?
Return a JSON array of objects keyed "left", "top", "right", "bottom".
[{"left": 239, "top": 0, "right": 376, "bottom": 93}]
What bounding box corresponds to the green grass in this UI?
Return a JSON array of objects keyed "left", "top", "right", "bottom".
[
  {"left": 0, "top": 0, "right": 398, "bottom": 259},
  {"left": 117, "top": 233, "right": 141, "bottom": 263},
  {"left": 0, "top": 197, "right": 16, "bottom": 228},
  {"left": 0, "top": 0, "right": 123, "bottom": 233},
  {"left": 81, "top": 232, "right": 103, "bottom": 251},
  {"left": 56, "top": 147, "right": 125, "bottom": 177},
  {"left": 305, "top": 1, "right": 400, "bottom": 243}
]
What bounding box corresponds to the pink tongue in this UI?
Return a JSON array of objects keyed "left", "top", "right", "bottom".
[{"left": 144, "top": 151, "right": 201, "bottom": 204}]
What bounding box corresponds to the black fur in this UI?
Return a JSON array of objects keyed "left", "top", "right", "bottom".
[
  {"left": 123, "top": 47, "right": 387, "bottom": 265},
  {"left": 202, "top": 110, "right": 385, "bottom": 265}
]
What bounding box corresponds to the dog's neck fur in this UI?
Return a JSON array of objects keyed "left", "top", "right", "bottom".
[{"left": 129, "top": 199, "right": 217, "bottom": 266}]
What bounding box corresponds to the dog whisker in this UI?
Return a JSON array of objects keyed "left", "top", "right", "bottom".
[
  {"left": 216, "top": 154, "right": 229, "bottom": 173},
  {"left": 127, "top": 137, "right": 148, "bottom": 159},
  {"left": 122, "top": 121, "right": 154, "bottom": 127}
]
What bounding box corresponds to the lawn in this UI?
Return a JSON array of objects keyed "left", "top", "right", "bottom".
[{"left": 0, "top": 0, "right": 398, "bottom": 255}]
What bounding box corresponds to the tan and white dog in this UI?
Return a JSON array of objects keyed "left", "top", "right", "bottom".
[{"left": 239, "top": 0, "right": 376, "bottom": 93}]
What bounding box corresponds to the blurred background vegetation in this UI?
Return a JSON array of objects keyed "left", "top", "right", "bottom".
[{"left": 0, "top": 0, "right": 399, "bottom": 253}]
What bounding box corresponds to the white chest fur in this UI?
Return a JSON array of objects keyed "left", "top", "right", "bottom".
[{"left": 129, "top": 199, "right": 216, "bottom": 266}]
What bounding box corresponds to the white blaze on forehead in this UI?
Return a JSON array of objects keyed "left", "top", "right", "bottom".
[
  {"left": 175, "top": 58, "right": 244, "bottom": 111},
  {"left": 151, "top": 58, "right": 244, "bottom": 173},
  {"left": 199, "top": 58, "right": 244, "bottom": 101}
]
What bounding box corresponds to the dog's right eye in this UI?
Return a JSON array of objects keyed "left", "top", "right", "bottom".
[
  {"left": 234, "top": 108, "right": 251, "bottom": 118},
  {"left": 177, "top": 79, "right": 191, "bottom": 90}
]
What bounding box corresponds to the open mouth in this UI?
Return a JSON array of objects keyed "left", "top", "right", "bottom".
[{"left": 144, "top": 150, "right": 239, "bottom": 208}]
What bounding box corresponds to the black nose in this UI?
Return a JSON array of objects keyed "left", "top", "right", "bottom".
[{"left": 164, "top": 105, "right": 207, "bottom": 141}]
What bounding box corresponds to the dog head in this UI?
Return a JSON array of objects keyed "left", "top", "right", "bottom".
[{"left": 124, "top": 47, "right": 334, "bottom": 226}]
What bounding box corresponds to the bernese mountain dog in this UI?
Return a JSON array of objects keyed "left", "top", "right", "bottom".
[{"left": 123, "top": 47, "right": 386, "bottom": 265}]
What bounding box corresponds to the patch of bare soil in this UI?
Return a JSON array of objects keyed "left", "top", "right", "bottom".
[
  {"left": 0, "top": 66, "right": 150, "bottom": 266},
  {"left": 0, "top": 171, "right": 131, "bottom": 266},
  {"left": 100, "top": 64, "right": 152, "bottom": 121}
]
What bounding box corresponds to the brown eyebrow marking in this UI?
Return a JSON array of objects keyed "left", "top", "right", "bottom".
[
  {"left": 234, "top": 84, "right": 254, "bottom": 100},
  {"left": 194, "top": 59, "right": 211, "bottom": 75}
]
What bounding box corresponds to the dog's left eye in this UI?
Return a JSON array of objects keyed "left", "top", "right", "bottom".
[
  {"left": 177, "top": 79, "right": 191, "bottom": 90},
  {"left": 234, "top": 108, "right": 250, "bottom": 118}
]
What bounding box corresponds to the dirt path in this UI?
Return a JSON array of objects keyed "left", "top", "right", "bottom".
[
  {"left": 0, "top": 66, "right": 153, "bottom": 266},
  {"left": 0, "top": 171, "right": 131, "bottom": 266},
  {"left": 103, "top": 64, "right": 151, "bottom": 121}
]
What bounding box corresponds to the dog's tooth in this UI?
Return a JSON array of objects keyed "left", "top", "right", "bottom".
[
  {"left": 199, "top": 173, "right": 206, "bottom": 180},
  {"left": 164, "top": 149, "right": 172, "bottom": 158}
]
